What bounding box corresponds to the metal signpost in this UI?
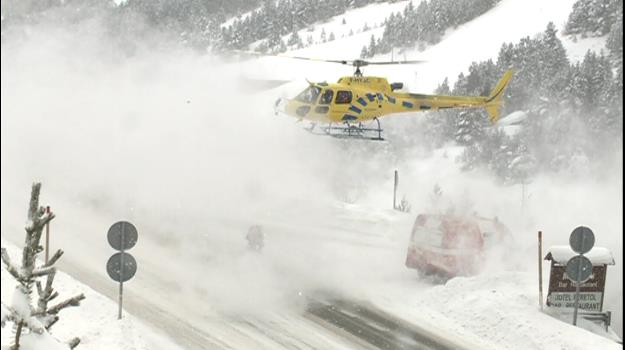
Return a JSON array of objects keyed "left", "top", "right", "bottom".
[
  {"left": 566, "top": 226, "right": 595, "bottom": 326},
  {"left": 106, "top": 221, "right": 138, "bottom": 320},
  {"left": 538, "top": 231, "right": 543, "bottom": 310},
  {"left": 393, "top": 170, "right": 398, "bottom": 210}
]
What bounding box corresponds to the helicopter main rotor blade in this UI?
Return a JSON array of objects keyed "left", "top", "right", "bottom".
[
  {"left": 228, "top": 50, "right": 349, "bottom": 64},
  {"left": 281, "top": 57, "right": 425, "bottom": 66},
  {"left": 227, "top": 50, "right": 426, "bottom": 67},
  {"left": 282, "top": 56, "right": 349, "bottom": 65},
  {"left": 365, "top": 60, "right": 427, "bottom": 65}
]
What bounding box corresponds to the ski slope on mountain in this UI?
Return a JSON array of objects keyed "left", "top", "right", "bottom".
[
  {"left": 275, "top": 1, "right": 411, "bottom": 53},
  {"left": 249, "top": 0, "right": 581, "bottom": 93},
  {"left": 1, "top": 0, "right": 622, "bottom": 349}
]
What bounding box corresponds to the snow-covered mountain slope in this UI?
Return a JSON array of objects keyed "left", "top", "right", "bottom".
[
  {"left": 0, "top": 239, "right": 184, "bottom": 350},
  {"left": 248, "top": 0, "right": 606, "bottom": 94},
  {"left": 275, "top": 1, "right": 411, "bottom": 52}
]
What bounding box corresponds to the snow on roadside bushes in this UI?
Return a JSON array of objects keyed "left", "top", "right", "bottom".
[{"left": 415, "top": 272, "right": 621, "bottom": 350}]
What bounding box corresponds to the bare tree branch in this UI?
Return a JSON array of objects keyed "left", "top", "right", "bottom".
[
  {"left": 47, "top": 294, "right": 85, "bottom": 315},
  {"left": 27, "top": 183, "right": 42, "bottom": 221},
  {"left": 32, "top": 266, "right": 55, "bottom": 278},
  {"left": 1, "top": 248, "right": 24, "bottom": 283},
  {"left": 68, "top": 337, "right": 81, "bottom": 349},
  {"left": 42, "top": 314, "right": 59, "bottom": 330},
  {"left": 43, "top": 249, "right": 64, "bottom": 268},
  {"left": 37, "top": 269, "right": 57, "bottom": 314}
]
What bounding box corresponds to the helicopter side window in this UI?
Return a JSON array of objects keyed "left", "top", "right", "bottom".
[
  {"left": 319, "top": 89, "right": 334, "bottom": 105},
  {"left": 295, "top": 86, "right": 321, "bottom": 104},
  {"left": 335, "top": 90, "right": 352, "bottom": 104}
]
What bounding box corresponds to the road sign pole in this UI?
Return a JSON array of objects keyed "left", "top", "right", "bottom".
[
  {"left": 538, "top": 231, "right": 543, "bottom": 310},
  {"left": 118, "top": 278, "right": 124, "bottom": 320},
  {"left": 118, "top": 222, "right": 125, "bottom": 320},
  {"left": 573, "top": 228, "right": 589, "bottom": 326},
  {"left": 393, "top": 170, "right": 398, "bottom": 210},
  {"left": 573, "top": 254, "right": 583, "bottom": 326},
  {"left": 107, "top": 220, "right": 138, "bottom": 321}
]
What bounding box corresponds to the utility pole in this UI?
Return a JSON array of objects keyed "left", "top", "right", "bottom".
[{"left": 393, "top": 170, "right": 398, "bottom": 210}]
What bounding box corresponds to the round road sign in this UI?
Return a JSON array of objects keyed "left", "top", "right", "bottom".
[
  {"left": 569, "top": 226, "right": 595, "bottom": 254},
  {"left": 106, "top": 252, "right": 137, "bottom": 283},
  {"left": 565, "top": 255, "right": 593, "bottom": 284},
  {"left": 107, "top": 221, "right": 138, "bottom": 251}
]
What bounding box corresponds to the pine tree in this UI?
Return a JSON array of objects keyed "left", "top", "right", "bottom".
[
  {"left": 539, "top": 22, "right": 570, "bottom": 99},
  {"left": 360, "top": 45, "right": 368, "bottom": 59},
  {"left": 507, "top": 140, "right": 536, "bottom": 186},
  {"left": 367, "top": 34, "right": 376, "bottom": 57},
  {"left": 454, "top": 110, "right": 487, "bottom": 145},
  {"left": 287, "top": 30, "right": 303, "bottom": 48},
  {"left": 565, "top": 0, "right": 620, "bottom": 36},
  {"left": 1, "top": 184, "right": 85, "bottom": 349},
  {"left": 606, "top": 5, "right": 623, "bottom": 65},
  {"left": 275, "top": 38, "right": 287, "bottom": 53}
]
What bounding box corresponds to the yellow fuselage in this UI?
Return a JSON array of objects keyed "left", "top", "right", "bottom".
[{"left": 283, "top": 71, "right": 513, "bottom": 124}]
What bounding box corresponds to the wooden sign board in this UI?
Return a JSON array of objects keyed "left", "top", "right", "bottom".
[{"left": 546, "top": 264, "right": 607, "bottom": 312}]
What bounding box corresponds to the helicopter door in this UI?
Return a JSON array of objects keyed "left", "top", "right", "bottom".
[{"left": 315, "top": 89, "right": 333, "bottom": 114}]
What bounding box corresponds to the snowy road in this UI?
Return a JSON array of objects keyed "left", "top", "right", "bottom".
[
  {"left": 306, "top": 297, "right": 466, "bottom": 350},
  {"left": 0, "top": 198, "right": 433, "bottom": 350}
]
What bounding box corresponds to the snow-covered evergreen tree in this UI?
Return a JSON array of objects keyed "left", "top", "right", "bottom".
[
  {"left": 286, "top": 30, "right": 303, "bottom": 48},
  {"left": 371, "top": 0, "right": 501, "bottom": 55},
  {"left": 360, "top": 45, "right": 368, "bottom": 59},
  {"left": 565, "top": 0, "right": 621, "bottom": 36},
  {"left": 606, "top": 5, "right": 623, "bottom": 65},
  {"left": 1, "top": 183, "right": 85, "bottom": 349},
  {"left": 367, "top": 34, "right": 376, "bottom": 57},
  {"left": 454, "top": 110, "right": 487, "bottom": 146}
]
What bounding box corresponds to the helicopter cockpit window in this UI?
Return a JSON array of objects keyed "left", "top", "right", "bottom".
[
  {"left": 319, "top": 89, "right": 334, "bottom": 104},
  {"left": 335, "top": 90, "right": 352, "bottom": 104},
  {"left": 295, "top": 86, "right": 321, "bottom": 104}
]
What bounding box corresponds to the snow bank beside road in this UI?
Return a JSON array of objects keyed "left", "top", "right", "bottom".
[{"left": 372, "top": 272, "right": 621, "bottom": 350}]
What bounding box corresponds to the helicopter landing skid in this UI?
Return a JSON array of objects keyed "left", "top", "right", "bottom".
[{"left": 306, "top": 118, "right": 385, "bottom": 141}]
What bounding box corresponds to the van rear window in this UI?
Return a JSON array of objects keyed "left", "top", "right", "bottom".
[{"left": 411, "top": 226, "right": 444, "bottom": 249}]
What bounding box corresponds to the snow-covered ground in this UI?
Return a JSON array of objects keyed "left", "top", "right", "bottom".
[
  {"left": 372, "top": 271, "right": 623, "bottom": 350},
  {"left": 1, "top": 240, "right": 184, "bottom": 350},
  {"left": 1, "top": 0, "right": 622, "bottom": 349}
]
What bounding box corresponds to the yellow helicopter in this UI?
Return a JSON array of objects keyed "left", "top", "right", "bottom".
[{"left": 271, "top": 56, "right": 513, "bottom": 140}]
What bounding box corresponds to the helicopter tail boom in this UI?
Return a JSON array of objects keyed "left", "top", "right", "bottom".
[{"left": 484, "top": 70, "right": 514, "bottom": 122}]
